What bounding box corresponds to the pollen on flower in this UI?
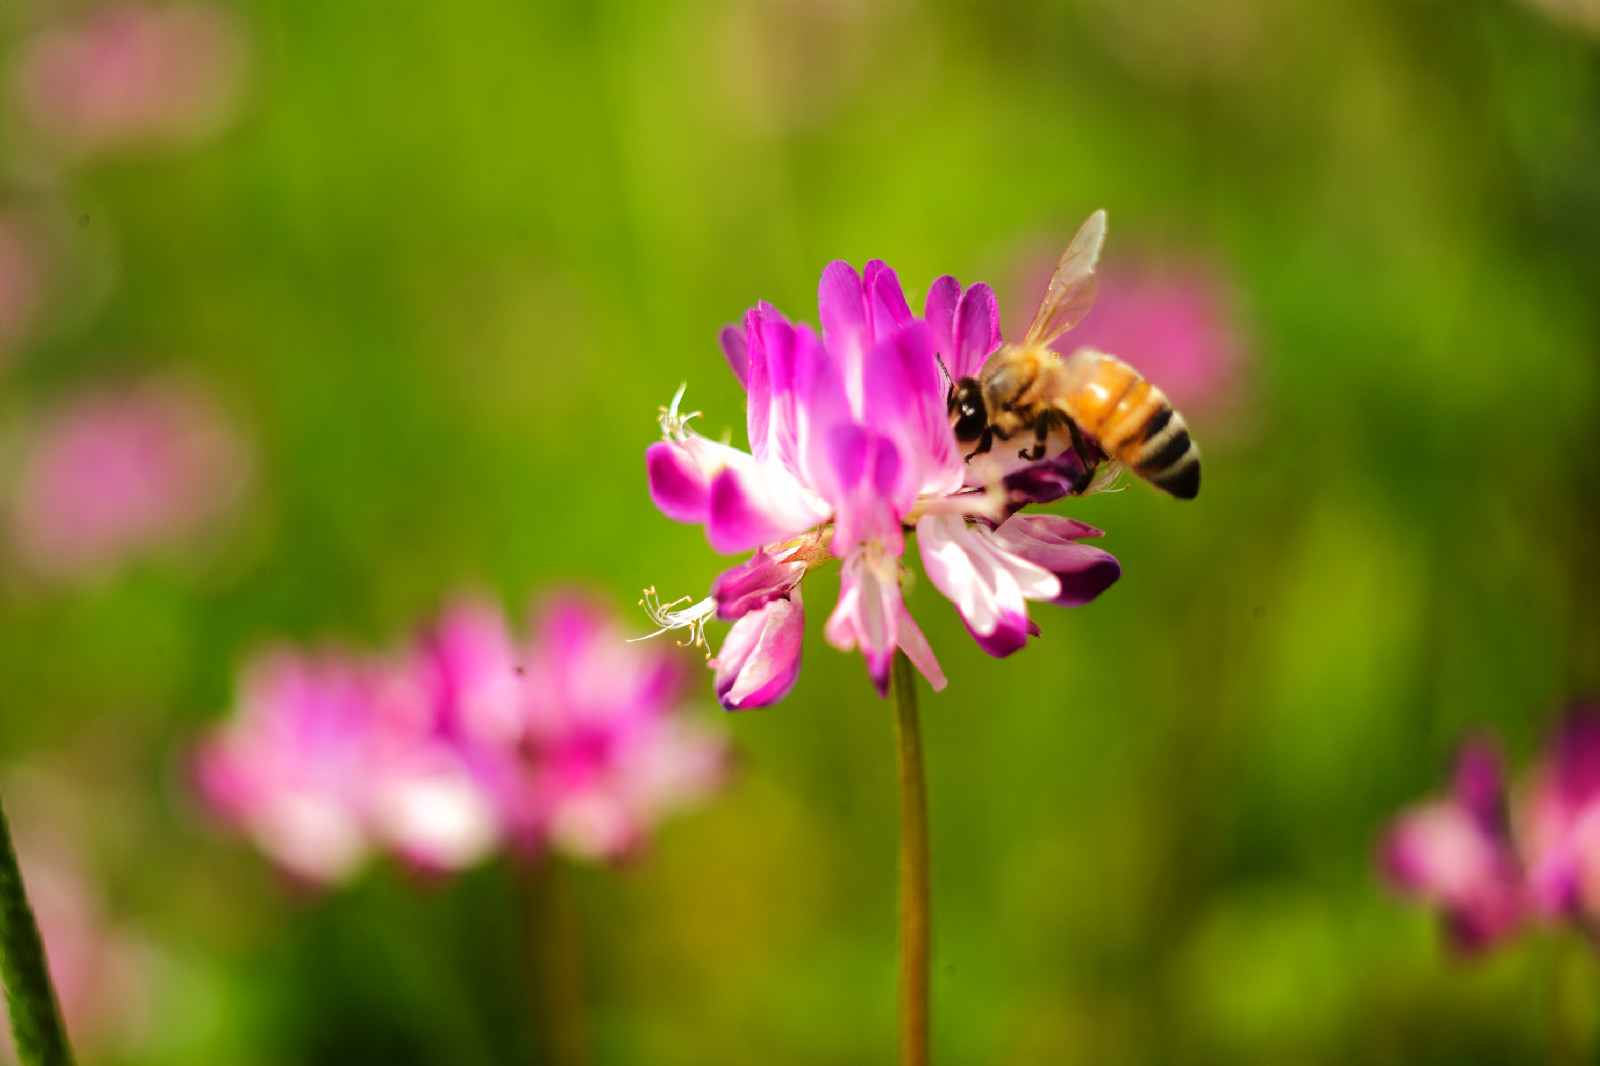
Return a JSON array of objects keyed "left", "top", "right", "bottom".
[
  {"left": 657, "top": 383, "right": 702, "bottom": 442},
  {"left": 633, "top": 586, "right": 719, "bottom": 654}
]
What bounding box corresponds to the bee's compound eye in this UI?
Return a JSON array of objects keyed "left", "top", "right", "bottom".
[{"left": 951, "top": 382, "right": 987, "bottom": 442}]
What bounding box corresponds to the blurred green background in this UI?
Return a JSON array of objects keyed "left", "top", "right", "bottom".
[{"left": 2, "top": 0, "right": 1599, "bottom": 1062}]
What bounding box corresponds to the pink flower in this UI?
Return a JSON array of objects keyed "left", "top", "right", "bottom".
[
  {"left": 645, "top": 249, "right": 1120, "bottom": 704},
  {"left": 7, "top": 378, "right": 250, "bottom": 578},
  {"left": 522, "top": 596, "right": 727, "bottom": 861},
  {"left": 1380, "top": 741, "right": 1527, "bottom": 953},
  {"left": 194, "top": 593, "right": 728, "bottom": 880},
  {"left": 14, "top": 2, "right": 246, "bottom": 155},
  {"left": 1519, "top": 708, "right": 1600, "bottom": 921},
  {"left": 195, "top": 649, "right": 378, "bottom": 885}
]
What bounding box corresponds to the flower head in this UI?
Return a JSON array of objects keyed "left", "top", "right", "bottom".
[
  {"left": 194, "top": 592, "right": 728, "bottom": 883},
  {"left": 1380, "top": 740, "right": 1527, "bottom": 953},
  {"left": 1519, "top": 708, "right": 1600, "bottom": 921},
  {"left": 7, "top": 378, "right": 251, "bottom": 579},
  {"left": 14, "top": 2, "right": 247, "bottom": 155},
  {"left": 646, "top": 251, "right": 1122, "bottom": 705}
]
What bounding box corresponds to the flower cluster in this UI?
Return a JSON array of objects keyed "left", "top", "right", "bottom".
[
  {"left": 14, "top": 2, "right": 246, "bottom": 156},
  {"left": 7, "top": 379, "right": 250, "bottom": 579},
  {"left": 645, "top": 259, "right": 1121, "bottom": 706},
  {"left": 1381, "top": 706, "right": 1600, "bottom": 953},
  {"left": 195, "top": 594, "right": 727, "bottom": 885}
]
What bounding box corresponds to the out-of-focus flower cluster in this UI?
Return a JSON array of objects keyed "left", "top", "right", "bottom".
[
  {"left": 6, "top": 379, "right": 250, "bottom": 578},
  {"left": 1381, "top": 705, "right": 1600, "bottom": 954},
  {"left": 13, "top": 2, "right": 246, "bottom": 157},
  {"left": 195, "top": 594, "right": 728, "bottom": 886},
  {"left": 644, "top": 248, "right": 1122, "bottom": 707}
]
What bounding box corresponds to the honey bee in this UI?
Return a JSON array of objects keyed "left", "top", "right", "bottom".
[{"left": 948, "top": 210, "right": 1202, "bottom": 500}]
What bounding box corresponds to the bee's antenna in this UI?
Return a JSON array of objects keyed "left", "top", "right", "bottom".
[{"left": 935, "top": 353, "right": 954, "bottom": 392}]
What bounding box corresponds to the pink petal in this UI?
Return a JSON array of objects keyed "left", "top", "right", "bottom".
[
  {"left": 645, "top": 440, "right": 710, "bottom": 523},
  {"left": 712, "top": 591, "right": 804, "bottom": 710},
  {"left": 895, "top": 605, "right": 946, "bottom": 691},
  {"left": 953, "top": 282, "right": 1001, "bottom": 380},
  {"left": 992, "top": 514, "right": 1121, "bottom": 608}
]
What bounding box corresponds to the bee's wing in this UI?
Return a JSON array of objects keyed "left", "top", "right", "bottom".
[{"left": 1023, "top": 209, "right": 1106, "bottom": 349}]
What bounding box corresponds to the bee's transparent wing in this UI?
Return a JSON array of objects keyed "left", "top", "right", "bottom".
[{"left": 1023, "top": 209, "right": 1106, "bottom": 349}]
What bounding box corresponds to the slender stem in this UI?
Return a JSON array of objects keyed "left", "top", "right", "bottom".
[
  {"left": 520, "top": 859, "right": 590, "bottom": 1066},
  {"left": 891, "top": 651, "right": 930, "bottom": 1066},
  {"left": 0, "top": 792, "right": 72, "bottom": 1066}
]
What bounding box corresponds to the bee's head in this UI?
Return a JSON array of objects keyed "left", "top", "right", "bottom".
[{"left": 950, "top": 378, "right": 987, "bottom": 443}]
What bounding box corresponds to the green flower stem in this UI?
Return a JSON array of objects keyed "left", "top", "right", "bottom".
[
  {"left": 0, "top": 792, "right": 72, "bottom": 1066},
  {"left": 522, "top": 859, "right": 589, "bottom": 1066},
  {"left": 891, "top": 651, "right": 930, "bottom": 1066}
]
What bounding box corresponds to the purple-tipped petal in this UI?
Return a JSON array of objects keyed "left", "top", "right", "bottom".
[
  {"left": 719, "top": 323, "right": 749, "bottom": 389},
  {"left": 964, "top": 612, "right": 1040, "bottom": 659},
  {"left": 713, "top": 591, "right": 804, "bottom": 710},
  {"left": 646, "top": 441, "right": 711, "bottom": 524},
  {"left": 917, "top": 514, "right": 1058, "bottom": 648},
  {"left": 825, "top": 545, "right": 901, "bottom": 697},
  {"left": 710, "top": 548, "right": 808, "bottom": 620},
  {"left": 992, "top": 514, "right": 1121, "bottom": 608}
]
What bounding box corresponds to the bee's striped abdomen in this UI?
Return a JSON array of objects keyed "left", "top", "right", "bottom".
[
  {"left": 1128, "top": 401, "right": 1201, "bottom": 499},
  {"left": 1059, "top": 350, "right": 1202, "bottom": 499}
]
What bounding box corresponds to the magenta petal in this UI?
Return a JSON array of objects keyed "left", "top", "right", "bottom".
[
  {"left": 710, "top": 549, "right": 807, "bottom": 620},
  {"left": 924, "top": 275, "right": 960, "bottom": 370},
  {"left": 1548, "top": 710, "right": 1600, "bottom": 811},
  {"left": 896, "top": 605, "right": 946, "bottom": 691},
  {"left": 992, "top": 514, "right": 1121, "bottom": 607},
  {"left": 866, "top": 260, "right": 913, "bottom": 337},
  {"left": 966, "top": 612, "right": 1039, "bottom": 658},
  {"left": 713, "top": 592, "right": 804, "bottom": 710},
  {"left": 720, "top": 323, "right": 749, "bottom": 389},
  {"left": 818, "top": 260, "right": 869, "bottom": 376},
  {"left": 646, "top": 441, "right": 710, "bottom": 523},
  {"left": 707, "top": 468, "right": 789, "bottom": 555},
  {"left": 745, "top": 307, "right": 771, "bottom": 460},
  {"left": 1451, "top": 741, "right": 1506, "bottom": 829},
  {"left": 953, "top": 282, "right": 1001, "bottom": 380}
]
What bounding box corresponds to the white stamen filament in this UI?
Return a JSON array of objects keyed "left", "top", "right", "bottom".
[{"left": 632, "top": 586, "right": 719, "bottom": 654}]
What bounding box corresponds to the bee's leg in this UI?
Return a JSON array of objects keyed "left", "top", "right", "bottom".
[
  {"left": 963, "top": 428, "right": 993, "bottom": 463},
  {"left": 1065, "top": 420, "right": 1100, "bottom": 494},
  {"left": 1067, "top": 420, "right": 1095, "bottom": 469},
  {"left": 1020, "top": 413, "right": 1053, "bottom": 462}
]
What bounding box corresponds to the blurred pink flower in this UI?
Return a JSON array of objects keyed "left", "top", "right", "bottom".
[
  {"left": 522, "top": 596, "right": 727, "bottom": 861},
  {"left": 13, "top": 2, "right": 246, "bottom": 155},
  {"left": 194, "top": 594, "right": 728, "bottom": 882},
  {"left": 195, "top": 649, "right": 380, "bottom": 885},
  {"left": 1519, "top": 708, "right": 1600, "bottom": 921},
  {"left": 7, "top": 378, "right": 250, "bottom": 578},
  {"left": 1380, "top": 741, "right": 1527, "bottom": 953}
]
